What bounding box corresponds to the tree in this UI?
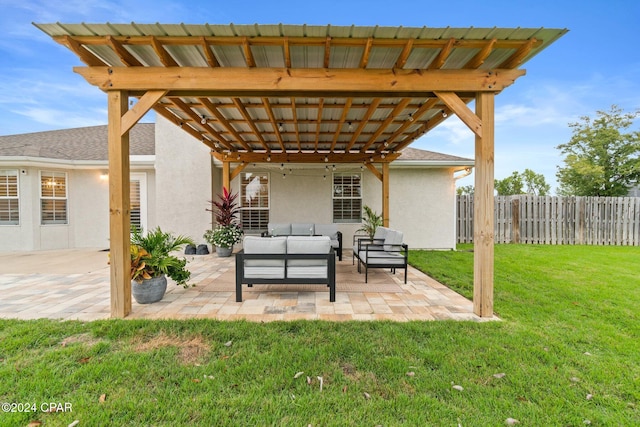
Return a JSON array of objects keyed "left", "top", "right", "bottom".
[
  {"left": 495, "top": 169, "right": 550, "bottom": 195},
  {"left": 556, "top": 105, "right": 640, "bottom": 196},
  {"left": 456, "top": 185, "right": 474, "bottom": 195}
]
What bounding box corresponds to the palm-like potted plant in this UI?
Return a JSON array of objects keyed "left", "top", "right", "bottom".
[
  {"left": 357, "top": 205, "right": 383, "bottom": 239},
  {"left": 204, "top": 187, "right": 243, "bottom": 257},
  {"left": 129, "top": 226, "right": 195, "bottom": 303}
]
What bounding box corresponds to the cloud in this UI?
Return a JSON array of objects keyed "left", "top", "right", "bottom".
[{"left": 13, "top": 106, "right": 106, "bottom": 129}]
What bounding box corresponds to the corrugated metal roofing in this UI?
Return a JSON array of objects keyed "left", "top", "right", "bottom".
[{"left": 34, "top": 23, "right": 567, "bottom": 162}]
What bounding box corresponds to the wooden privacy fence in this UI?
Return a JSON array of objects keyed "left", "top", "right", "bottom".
[{"left": 457, "top": 195, "right": 640, "bottom": 245}]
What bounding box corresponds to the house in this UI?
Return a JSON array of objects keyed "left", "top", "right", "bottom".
[{"left": 1, "top": 115, "right": 473, "bottom": 251}]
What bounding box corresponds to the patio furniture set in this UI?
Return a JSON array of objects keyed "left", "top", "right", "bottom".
[{"left": 235, "top": 223, "right": 408, "bottom": 302}]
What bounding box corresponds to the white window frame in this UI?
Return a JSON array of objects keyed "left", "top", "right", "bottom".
[
  {"left": 130, "top": 173, "right": 148, "bottom": 232},
  {"left": 332, "top": 172, "right": 362, "bottom": 223},
  {"left": 40, "top": 171, "right": 68, "bottom": 225},
  {"left": 0, "top": 169, "right": 19, "bottom": 226},
  {"left": 239, "top": 172, "right": 270, "bottom": 233}
]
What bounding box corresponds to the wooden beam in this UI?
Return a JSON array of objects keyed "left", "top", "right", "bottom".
[
  {"left": 435, "top": 91, "right": 483, "bottom": 138},
  {"left": 382, "top": 162, "right": 390, "bottom": 227},
  {"left": 61, "top": 36, "right": 107, "bottom": 66},
  {"left": 107, "top": 90, "right": 132, "bottom": 318},
  {"left": 201, "top": 37, "right": 220, "bottom": 67},
  {"left": 499, "top": 38, "right": 537, "bottom": 69},
  {"left": 74, "top": 67, "right": 525, "bottom": 95},
  {"left": 150, "top": 36, "right": 179, "bottom": 67},
  {"left": 428, "top": 38, "right": 456, "bottom": 70},
  {"left": 464, "top": 39, "right": 497, "bottom": 69},
  {"left": 171, "top": 98, "right": 238, "bottom": 150},
  {"left": 262, "top": 97, "right": 286, "bottom": 151},
  {"left": 330, "top": 99, "right": 352, "bottom": 151},
  {"left": 360, "top": 37, "right": 374, "bottom": 68},
  {"left": 212, "top": 151, "right": 400, "bottom": 164},
  {"left": 361, "top": 99, "right": 411, "bottom": 152},
  {"left": 122, "top": 90, "right": 167, "bottom": 135},
  {"left": 200, "top": 97, "right": 246, "bottom": 145},
  {"left": 315, "top": 98, "right": 324, "bottom": 151},
  {"left": 106, "top": 35, "right": 143, "bottom": 67},
  {"left": 473, "top": 92, "right": 495, "bottom": 318},
  {"left": 395, "top": 39, "right": 414, "bottom": 69},
  {"left": 324, "top": 37, "right": 332, "bottom": 68},
  {"left": 346, "top": 99, "right": 381, "bottom": 152},
  {"left": 222, "top": 161, "right": 230, "bottom": 191},
  {"left": 232, "top": 98, "right": 269, "bottom": 151},
  {"left": 230, "top": 162, "right": 248, "bottom": 181},
  {"left": 153, "top": 106, "right": 221, "bottom": 150},
  {"left": 365, "top": 163, "right": 383, "bottom": 181},
  {"left": 241, "top": 37, "right": 256, "bottom": 67}
]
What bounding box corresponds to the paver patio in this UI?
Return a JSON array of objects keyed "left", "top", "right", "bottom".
[{"left": 0, "top": 249, "right": 495, "bottom": 322}]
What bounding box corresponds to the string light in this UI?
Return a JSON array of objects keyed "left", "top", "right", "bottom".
[
  {"left": 278, "top": 123, "right": 284, "bottom": 132},
  {"left": 200, "top": 115, "right": 207, "bottom": 125},
  {"left": 348, "top": 122, "right": 353, "bottom": 131},
  {"left": 441, "top": 110, "right": 448, "bottom": 118},
  {"left": 408, "top": 113, "right": 414, "bottom": 122},
  {"left": 324, "top": 156, "right": 329, "bottom": 162}
]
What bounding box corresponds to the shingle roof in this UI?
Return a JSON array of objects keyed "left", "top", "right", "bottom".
[
  {"left": 397, "top": 147, "right": 472, "bottom": 163},
  {"left": 0, "top": 123, "right": 154, "bottom": 160}
]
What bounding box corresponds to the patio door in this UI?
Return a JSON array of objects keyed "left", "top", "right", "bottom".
[{"left": 130, "top": 173, "right": 148, "bottom": 232}]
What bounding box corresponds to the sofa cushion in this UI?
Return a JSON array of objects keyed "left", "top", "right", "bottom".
[
  {"left": 287, "top": 236, "right": 331, "bottom": 267},
  {"left": 267, "top": 223, "right": 291, "bottom": 236},
  {"left": 359, "top": 251, "right": 406, "bottom": 265},
  {"left": 291, "top": 223, "right": 315, "bottom": 235},
  {"left": 242, "top": 236, "right": 286, "bottom": 267},
  {"left": 243, "top": 266, "right": 285, "bottom": 279},
  {"left": 314, "top": 224, "right": 338, "bottom": 240},
  {"left": 383, "top": 230, "right": 404, "bottom": 252}
]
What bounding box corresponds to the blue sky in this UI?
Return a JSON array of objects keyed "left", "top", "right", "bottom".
[{"left": 0, "top": 0, "right": 639, "bottom": 192}]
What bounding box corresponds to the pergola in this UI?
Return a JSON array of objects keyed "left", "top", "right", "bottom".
[{"left": 36, "top": 23, "right": 567, "bottom": 319}]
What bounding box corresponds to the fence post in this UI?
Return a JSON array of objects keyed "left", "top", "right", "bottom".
[{"left": 511, "top": 198, "right": 520, "bottom": 243}]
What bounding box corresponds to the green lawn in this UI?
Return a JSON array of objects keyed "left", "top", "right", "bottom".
[{"left": 1, "top": 245, "right": 638, "bottom": 426}]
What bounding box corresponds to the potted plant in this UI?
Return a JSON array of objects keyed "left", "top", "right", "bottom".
[
  {"left": 204, "top": 187, "right": 244, "bottom": 257},
  {"left": 129, "top": 226, "right": 195, "bottom": 304},
  {"left": 357, "top": 205, "right": 383, "bottom": 239}
]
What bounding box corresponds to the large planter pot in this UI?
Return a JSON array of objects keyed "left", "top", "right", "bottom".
[
  {"left": 132, "top": 275, "right": 168, "bottom": 304},
  {"left": 215, "top": 246, "right": 233, "bottom": 257}
]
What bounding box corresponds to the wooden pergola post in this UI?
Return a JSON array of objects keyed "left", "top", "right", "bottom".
[
  {"left": 473, "top": 92, "right": 495, "bottom": 317},
  {"left": 107, "top": 90, "right": 132, "bottom": 318},
  {"left": 382, "top": 162, "right": 390, "bottom": 227}
]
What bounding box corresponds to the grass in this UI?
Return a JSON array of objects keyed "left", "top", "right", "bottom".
[{"left": 1, "top": 244, "right": 639, "bottom": 426}]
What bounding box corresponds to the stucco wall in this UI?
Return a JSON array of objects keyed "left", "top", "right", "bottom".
[
  {"left": 0, "top": 165, "right": 155, "bottom": 251},
  {"left": 155, "top": 115, "right": 213, "bottom": 244},
  {"left": 219, "top": 164, "right": 455, "bottom": 250},
  {"left": 388, "top": 167, "right": 456, "bottom": 249}
]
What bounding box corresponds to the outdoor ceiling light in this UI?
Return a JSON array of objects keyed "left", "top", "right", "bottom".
[
  {"left": 266, "top": 155, "right": 271, "bottom": 162},
  {"left": 408, "top": 113, "right": 414, "bottom": 122},
  {"left": 278, "top": 123, "right": 284, "bottom": 132},
  {"left": 200, "top": 115, "right": 207, "bottom": 125},
  {"left": 441, "top": 110, "right": 448, "bottom": 118},
  {"left": 348, "top": 122, "right": 353, "bottom": 131},
  {"left": 324, "top": 156, "right": 329, "bottom": 162}
]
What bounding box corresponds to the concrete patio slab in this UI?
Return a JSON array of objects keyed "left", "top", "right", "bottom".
[{"left": 0, "top": 249, "right": 498, "bottom": 322}]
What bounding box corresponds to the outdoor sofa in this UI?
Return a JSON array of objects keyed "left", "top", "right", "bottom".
[
  {"left": 261, "top": 222, "right": 343, "bottom": 261},
  {"left": 235, "top": 235, "right": 336, "bottom": 302},
  {"left": 353, "top": 227, "right": 408, "bottom": 283}
]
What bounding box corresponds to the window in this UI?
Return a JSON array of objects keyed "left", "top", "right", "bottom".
[
  {"left": 333, "top": 173, "right": 362, "bottom": 223},
  {"left": 239, "top": 172, "right": 269, "bottom": 233},
  {"left": 40, "top": 171, "right": 68, "bottom": 225},
  {"left": 130, "top": 179, "right": 141, "bottom": 231},
  {"left": 0, "top": 170, "right": 19, "bottom": 225}
]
